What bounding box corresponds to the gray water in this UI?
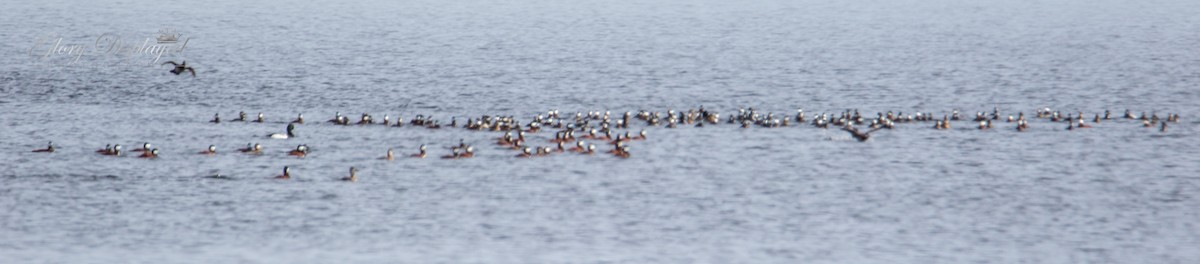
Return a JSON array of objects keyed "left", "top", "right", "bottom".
[{"left": 2, "top": 0, "right": 1199, "bottom": 263}]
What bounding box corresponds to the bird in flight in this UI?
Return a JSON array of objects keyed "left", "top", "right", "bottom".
[
  {"left": 841, "top": 125, "right": 884, "bottom": 142},
  {"left": 162, "top": 61, "right": 196, "bottom": 77}
]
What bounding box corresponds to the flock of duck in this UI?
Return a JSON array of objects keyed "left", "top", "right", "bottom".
[{"left": 30, "top": 107, "right": 1181, "bottom": 181}]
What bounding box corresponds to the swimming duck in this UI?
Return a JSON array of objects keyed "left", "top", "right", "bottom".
[
  {"left": 210, "top": 113, "right": 220, "bottom": 123},
  {"left": 135, "top": 143, "right": 152, "bottom": 152},
  {"left": 460, "top": 145, "right": 475, "bottom": 157},
  {"left": 240, "top": 143, "right": 263, "bottom": 154},
  {"left": 204, "top": 173, "right": 232, "bottom": 180},
  {"left": 269, "top": 124, "right": 296, "bottom": 139},
  {"left": 411, "top": 144, "right": 427, "bottom": 158},
  {"left": 516, "top": 147, "right": 533, "bottom": 158},
  {"left": 275, "top": 166, "right": 291, "bottom": 180},
  {"left": 97, "top": 144, "right": 112, "bottom": 154},
  {"left": 103, "top": 144, "right": 123, "bottom": 156},
  {"left": 442, "top": 147, "right": 461, "bottom": 159},
  {"left": 234, "top": 111, "right": 248, "bottom": 122},
  {"left": 288, "top": 145, "right": 308, "bottom": 157},
  {"left": 498, "top": 131, "right": 514, "bottom": 145},
  {"left": 384, "top": 148, "right": 394, "bottom": 161},
  {"left": 162, "top": 61, "right": 196, "bottom": 77},
  {"left": 139, "top": 148, "right": 159, "bottom": 159},
  {"left": 614, "top": 146, "right": 630, "bottom": 158},
  {"left": 358, "top": 113, "right": 373, "bottom": 125},
  {"left": 328, "top": 112, "right": 344, "bottom": 124},
  {"left": 32, "top": 141, "right": 55, "bottom": 153},
  {"left": 199, "top": 145, "right": 217, "bottom": 155},
  {"left": 292, "top": 114, "right": 304, "bottom": 124},
  {"left": 254, "top": 113, "right": 265, "bottom": 123},
  {"left": 1161, "top": 121, "right": 1168, "bottom": 132},
  {"left": 341, "top": 167, "right": 358, "bottom": 182}
]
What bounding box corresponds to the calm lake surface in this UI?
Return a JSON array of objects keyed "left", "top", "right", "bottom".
[{"left": 2, "top": 0, "right": 1199, "bottom": 263}]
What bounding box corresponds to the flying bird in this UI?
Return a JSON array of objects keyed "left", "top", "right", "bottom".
[
  {"left": 841, "top": 125, "right": 884, "bottom": 142},
  {"left": 162, "top": 61, "right": 196, "bottom": 77}
]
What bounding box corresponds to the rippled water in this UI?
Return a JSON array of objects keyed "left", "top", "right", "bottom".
[{"left": 3, "top": 0, "right": 1199, "bottom": 263}]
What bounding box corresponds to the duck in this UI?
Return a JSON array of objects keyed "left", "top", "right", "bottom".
[
  {"left": 97, "top": 144, "right": 112, "bottom": 154},
  {"left": 570, "top": 141, "right": 586, "bottom": 152},
  {"left": 328, "top": 112, "right": 344, "bottom": 124},
  {"left": 357, "top": 113, "right": 374, "bottom": 125},
  {"left": 210, "top": 113, "right": 220, "bottom": 123},
  {"left": 498, "top": 131, "right": 514, "bottom": 145},
  {"left": 139, "top": 148, "right": 159, "bottom": 159},
  {"left": 1161, "top": 121, "right": 1168, "bottom": 132},
  {"left": 162, "top": 61, "right": 196, "bottom": 77},
  {"left": 607, "top": 141, "right": 624, "bottom": 154},
  {"left": 254, "top": 113, "right": 265, "bottom": 123},
  {"left": 292, "top": 113, "right": 304, "bottom": 124},
  {"left": 393, "top": 115, "right": 405, "bottom": 127},
  {"left": 32, "top": 141, "right": 55, "bottom": 153},
  {"left": 411, "top": 144, "right": 427, "bottom": 158},
  {"left": 341, "top": 167, "right": 359, "bottom": 182},
  {"left": 204, "top": 173, "right": 232, "bottom": 180},
  {"left": 614, "top": 146, "right": 630, "bottom": 158},
  {"left": 199, "top": 145, "right": 217, "bottom": 155},
  {"left": 288, "top": 145, "right": 308, "bottom": 157},
  {"left": 269, "top": 124, "right": 296, "bottom": 139},
  {"left": 516, "top": 147, "right": 533, "bottom": 158},
  {"left": 240, "top": 143, "right": 263, "bottom": 154},
  {"left": 234, "top": 111, "right": 248, "bottom": 122},
  {"left": 460, "top": 146, "right": 475, "bottom": 158},
  {"left": 103, "top": 144, "right": 123, "bottom": 156},
  {"left": 134, "top": 143, "right": 152, "bottom": 152},
  {"left": 441, "top": 147, "right": 462, "bottom": 159},
  {"left": 384, "top": 148, "right": 394, "bottom": 161},
  {"left": 274, "top": 166, "right": 292, "bottom": 180},
  {"left": 581, "top": 129, "right": 598, "bottom": 139}
]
